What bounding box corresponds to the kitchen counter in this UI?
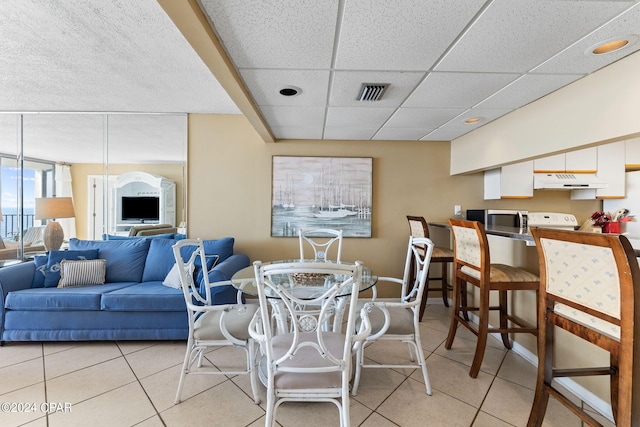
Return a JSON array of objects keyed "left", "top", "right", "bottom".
[{"left": 428, "top": 222, "right": 534, "bottom": 244}]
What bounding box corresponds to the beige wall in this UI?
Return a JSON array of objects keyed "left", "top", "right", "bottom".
[
  {"left": 71, "top": 163, "right": 185, "bottom": 239},
  {"left": 187, "top": 114, "right": 601, "bottom": 283}
]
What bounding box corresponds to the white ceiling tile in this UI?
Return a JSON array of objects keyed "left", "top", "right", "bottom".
[
  {"left": 421, "top": 128, "right": 472, "bottom": 141},
  {"left": 385, "top": 108, "right": 466, "bottom": 129},
  {"left": 335, "top": 0, "right": 486, "bottom": 70},
  {"left": 403, "top": 72, "right": 519, "bottom": 108},
  {"left": 435, "top": 0, "right": 635, "bottom": 73},
  {"left": 373, "top": 128, "right": 433, "bottom": 141},
  {"left": 324, "top": 127, "right": 378, "bottom": 140},
  {"left": 271, "top": 126, "right": 324, "bottom": 140},
  {"left": 0, "top": 0, "right": 239, "bottom": 114},
  {"left": 329, "top": 71, "right": 425, "bottom": 107},
  {"left": 259, "top": 106, "right": 326, "bottom": 128},
  {"left": 240, "top": 69, "right": 330, "bottom": 107},
  {"left": 201, "top": 0, "right": 339, "bottom": 69},
  {"left": 533, "top": 3, "right": 640, "bottom": 74},
  {"left": 476, "top": 74, "right": 583, "bottom": 109},
  {"left": 325, "top": 107, "right": 396, "bottom": 128}
]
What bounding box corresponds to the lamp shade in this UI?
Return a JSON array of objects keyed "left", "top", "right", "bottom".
[{"left": 35, "top": 197, "right": 75, "bottom": 220}]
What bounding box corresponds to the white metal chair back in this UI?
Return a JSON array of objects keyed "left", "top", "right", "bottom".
[
  {"left": 171, "top": 239, "right": 259, "bottom": 405},
  {"left": 250, "top": 260, "right": 370, "bottom": 427},
  {"left": 351, "top": 236, "right": 434, "bottom": 396},
  {"left": 298, "top": 228, "right": 343, "bottom": 262}
]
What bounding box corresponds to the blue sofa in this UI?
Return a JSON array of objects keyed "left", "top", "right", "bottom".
[{"left": 0, "top": 237, "right": 250, "bottom": 342}]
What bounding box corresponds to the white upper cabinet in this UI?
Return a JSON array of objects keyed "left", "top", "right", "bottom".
[
  {"left": 596, "top": 141, "right": 625, "bottom": 198},
  {"left": 625, "top": 137, "right": 640, "bottom": 170},
  {"left": 533, "top": 147, "right": 597, "bottom": 173},
  {"left": 484, "top": 161, "right": 534, "bottom": 200}
]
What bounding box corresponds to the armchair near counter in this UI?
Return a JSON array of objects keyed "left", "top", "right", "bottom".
[
  {"left": 446, "top": 219, "right": 539, "bottom": 378},
  {"left": 527, "top": 228, "right": 640, "bottom": 427}
]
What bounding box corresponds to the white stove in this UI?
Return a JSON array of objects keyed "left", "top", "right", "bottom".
[{"left": 527, "top": 212, "right": 578, "bottom": 231}]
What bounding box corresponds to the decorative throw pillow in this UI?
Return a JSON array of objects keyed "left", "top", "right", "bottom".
[
  {"left": 195, "top": 254, "right": 220, "bottom": 285},
  {"left": 57, "top": 259, "right": 107, "bottom": 288},
  {"left": 31, "top": 255, "right": 49, "bottom": 288},
  {"left": 162, "top": 262, "right": 194, "bottom": 289},
  {"left": 43, "top": 249, "right": 99, "bottom": 288}
]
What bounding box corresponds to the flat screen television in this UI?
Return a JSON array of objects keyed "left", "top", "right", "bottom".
[{"left": 121, "top": 196, "right": 160, "bottom": 221}]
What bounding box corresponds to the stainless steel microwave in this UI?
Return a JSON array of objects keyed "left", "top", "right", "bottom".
[{"left": 466, "top": 209, "right": 528, "bottom": 229}]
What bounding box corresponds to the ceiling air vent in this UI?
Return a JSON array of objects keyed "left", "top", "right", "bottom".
[{"left": 357, "top": 83, "right": 388, "bottom": 101}]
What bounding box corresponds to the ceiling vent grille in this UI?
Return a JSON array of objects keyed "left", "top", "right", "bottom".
[{"left": 357, "top": 83, "right": 388, "bottom": 101}]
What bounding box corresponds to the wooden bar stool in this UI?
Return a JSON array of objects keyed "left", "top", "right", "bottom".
[
  {"left": 527, "top": 228, "right": 640, "bottom": 426},
  {"left": 445, "top": 219, "right": 539, "bottom": 378},
  {"left": 406, "top": 215, "right": 454, "bottom": 321}
]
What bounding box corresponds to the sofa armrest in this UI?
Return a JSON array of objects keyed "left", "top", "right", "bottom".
[
  {"left": 0, "top": 261, "right": 36, "bottom": 337},
  {"left": 201, "top": 253, "right": 250, "bottom": 305}
]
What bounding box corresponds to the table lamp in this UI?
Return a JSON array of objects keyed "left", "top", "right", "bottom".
[{"left": 35, "top": 197, "right": 75, "bottom": 251}]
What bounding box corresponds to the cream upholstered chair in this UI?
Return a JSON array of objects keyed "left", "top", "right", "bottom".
[
  {"left": 407, "top": 215, "right": 454, "bottom": 319},
  {"left": 351, "top": 236, "right": 434, "bottom": 396},
  {"left": 527, "top": 228, "right": 640, "bottom": 426},
  {"left": 299, "top": 228, "right": 343, "bottom": 262},
  {"left": 446, "top": 219, "right": 539, "bottom": 378},
  {"left": 172, "top": 239, "right": 260, "bottom": 405},
  {"left": 249, "top": 260, "right": 370, "bottom": 427}
]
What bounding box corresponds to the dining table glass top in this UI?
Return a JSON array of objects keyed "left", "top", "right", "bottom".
[{"left": 230, "top": 259, "right": 377, "bottom": 299}]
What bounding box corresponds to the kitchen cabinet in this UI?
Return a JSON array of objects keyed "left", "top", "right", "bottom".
[
  {"left": 484, "top": 161, "right": 534, "bottom": 200},
  {"left": 533, "top": 147, "right": 597, "bottom": 173},
  {"left": 596, "top": 141, "right": 625, "bottom": 198},
  {"left": 625, "top": 137, "right": 640, "bottom": 170}
]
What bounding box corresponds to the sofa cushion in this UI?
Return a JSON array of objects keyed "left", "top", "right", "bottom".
[
  {"left": 43, "top": 249, "right": 99, "bottom": 288},
  {"left": 58, "top": 259, "right": 107, "bottom": 288},
  {"left": 202, "top": 237, "right": 234, "bottom": 263},
  {"left": 100, "top": 281, "right": 186, "bottom": 311},
  {"left": 31, "top": 255, "right": 49, "bottom": 288},
  {"left": 68, "top": 238, "right": 151, "bottom": 283},
  {"left": 4, "top": 282, "right": 139, "bottom": 311},
  {"left": 142, "top": 239, "right": 180, "bottom": 282}
]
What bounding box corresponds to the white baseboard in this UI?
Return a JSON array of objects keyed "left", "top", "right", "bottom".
[{"left": 427, "top": 299, "right": 614, "bottom": 423}]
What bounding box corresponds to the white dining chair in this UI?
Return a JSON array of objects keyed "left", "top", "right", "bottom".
[
  {"left": 351, "top": 236, "right": 434, "bottom": 396},
  {"left": 172, "top": 239, "right": 260, "bottom": 405},
  {"left": 298, "top": 228, "right": 343, "bottom": 262},
  {"left": 249, "top": 260, "right": 371, "bottom": 426}
]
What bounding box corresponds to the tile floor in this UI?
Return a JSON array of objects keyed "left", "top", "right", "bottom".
[{"left": 0, "top": 304, "right": 615, "bottom": 427}]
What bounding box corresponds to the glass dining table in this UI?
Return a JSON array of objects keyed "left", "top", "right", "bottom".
[{"left": 231, "top": 259, "right": 377, "bottom": 334}]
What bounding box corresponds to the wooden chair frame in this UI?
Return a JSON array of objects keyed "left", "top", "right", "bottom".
[
  {"left": 527, "top": 228, "right": 640, "bottom": 427},
  {"left": 407, "top": 215, "right": 453, "bottom": 319},
  {"left": 446, "top": 219, "right": 539, "bottom": 378}
]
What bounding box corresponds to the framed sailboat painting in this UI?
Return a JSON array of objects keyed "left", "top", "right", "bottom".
[{"left": 271, "top": 156, "right": 372, "bottom": 237}]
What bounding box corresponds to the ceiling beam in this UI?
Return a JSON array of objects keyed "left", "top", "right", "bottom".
[{"left": 157, "top": 0, "right": 274, "bottom": 143}]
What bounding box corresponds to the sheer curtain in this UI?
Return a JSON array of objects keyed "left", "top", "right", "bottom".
[{"left": 56, "top": 164, "right": 76, "bottom": 240}]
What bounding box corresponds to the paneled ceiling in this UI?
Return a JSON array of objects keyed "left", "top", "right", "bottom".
[
  {"left": 1, "top": 0, "right": 640, "bottom": 157},
  {"left": 198, "top": 0, "right": 640, "bottom": 141}
]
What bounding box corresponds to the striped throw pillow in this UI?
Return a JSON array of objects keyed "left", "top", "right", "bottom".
[{"left": 57, "top": 259, "right": 107, "bottom": 288}]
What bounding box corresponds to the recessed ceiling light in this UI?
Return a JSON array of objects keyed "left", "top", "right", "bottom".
[
  {"left": 587, "top": 35, "right": 638, "bottom": 55},
  {"left": 279, "top": 86, "right": 301, "bottom": 96},
  {"left": 465, "top": 117, "right": 482, "bottom": 124}
]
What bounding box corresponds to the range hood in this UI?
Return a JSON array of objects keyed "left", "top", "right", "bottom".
[{"left": 533, "top": 173, "right": 607, "bottom": 190}]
